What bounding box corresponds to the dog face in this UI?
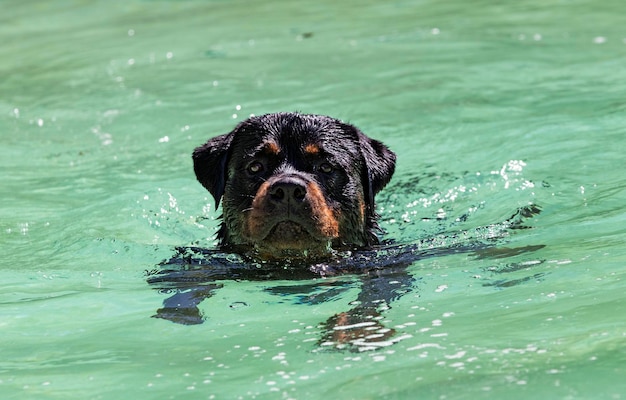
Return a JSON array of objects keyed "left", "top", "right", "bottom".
[{"left": 193, "top": 113, "right": 395, "bottom": 260}]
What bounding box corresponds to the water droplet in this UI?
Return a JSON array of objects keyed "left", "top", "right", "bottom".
[{"left": 230, "top": 301, "right": 248, "bottom": 309}]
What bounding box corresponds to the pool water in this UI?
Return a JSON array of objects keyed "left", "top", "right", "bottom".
[{"left": 2, "top": 0, "right": 625, "bottom": 398}]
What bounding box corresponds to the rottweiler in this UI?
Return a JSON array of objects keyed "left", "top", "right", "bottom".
[{"left": 192, "top": 112, "right": 396, "bottom": 260}]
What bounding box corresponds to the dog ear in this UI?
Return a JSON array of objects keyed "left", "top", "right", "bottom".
[
  {"left": 192, "top": 132, "right": 234, "bottom": 208},
  {"left": 356, "top": 131, "right": 396, "bottom": 245},
  {"left": 358, "top": 132, "right": 396, "bottom": 199}
]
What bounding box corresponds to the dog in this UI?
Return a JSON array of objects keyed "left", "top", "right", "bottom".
[
  {"left": 150, "top": 113, "right": 545, "bottom": 350},
  {"left": 192, "top": 112, "right": 396, "bottom": 260}
]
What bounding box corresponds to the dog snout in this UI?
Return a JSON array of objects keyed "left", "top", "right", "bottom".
[{"left": 269, "top": 177, "right": 307, "bottom": 204}]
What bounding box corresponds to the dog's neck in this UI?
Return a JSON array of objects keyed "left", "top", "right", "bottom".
[{"left": 222, "top": 242, "right": 340, "bottom": 264}]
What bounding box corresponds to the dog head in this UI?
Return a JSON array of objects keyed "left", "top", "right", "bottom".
[{"left": 193, "top": 112, "right": 395, "bottom": 260}]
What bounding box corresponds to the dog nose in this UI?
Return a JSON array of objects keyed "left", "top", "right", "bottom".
[{"left": 269, "top": 178, "right": 307, "bottom": 203}]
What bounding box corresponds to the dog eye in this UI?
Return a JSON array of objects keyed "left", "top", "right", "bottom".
[
  {"left": 318, "top": 163, "right": 333, "bottom": 174},
  {"left": 246, "top": 161, "right": 264, "bottom": 174}
]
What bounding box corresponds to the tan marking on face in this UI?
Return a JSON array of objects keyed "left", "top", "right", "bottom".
[
  {"left": 263, "top": 141, "right": 280, "bottom": 155},
  {"left": 304, "top": 143, "right": 320, "bottom": 155},
  {"left": 243, "top": 181, "right": 271, "bottom": 239},
  {"left": 305, "top": 181, "right": 340, "bottom": 238}
]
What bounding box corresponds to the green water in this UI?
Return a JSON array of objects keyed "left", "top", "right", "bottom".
[{"left": 2, "top": 0, "right": 625, "bottom": 398}]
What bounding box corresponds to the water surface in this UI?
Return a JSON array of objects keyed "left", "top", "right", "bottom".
[{"left": 1, "top": 0, "right": 625, "bottom": 398}]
